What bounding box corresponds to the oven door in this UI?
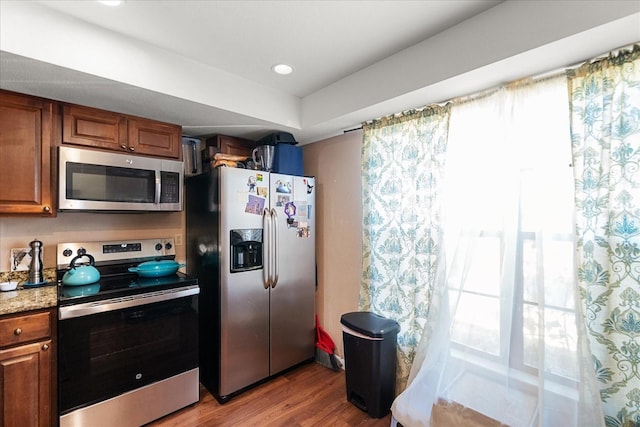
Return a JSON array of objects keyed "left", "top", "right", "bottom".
[{"left": 58, "top": 291, "right": 198, "bottom": 415}]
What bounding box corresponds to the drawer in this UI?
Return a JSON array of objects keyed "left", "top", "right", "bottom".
[{"left": 0, "top": 310, "right": 52, "bottom": 347}]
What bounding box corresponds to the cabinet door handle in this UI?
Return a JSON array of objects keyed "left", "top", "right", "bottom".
[
  {"left": 120, "top": 144, "right": 127, "bottom": 150},
  {"left": 42, "top": 344, "right": 49, "bottom": 351},
  {"left": 128, "top": 146, "right": 135, "bottom": 152},
  {"left": 14, "top": 328, "right": 22, "bottom": 336},
  {"left": 42, "top": 205, "right": 51, "bottom": 213}
]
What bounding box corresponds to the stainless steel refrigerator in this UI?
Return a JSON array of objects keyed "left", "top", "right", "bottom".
[{"left": 186, "top": 166, "right": 316, "bottom": 402}]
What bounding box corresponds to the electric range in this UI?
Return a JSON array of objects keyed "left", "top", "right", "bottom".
[{"left": 55, "top": 238, "right": 199, "bottom": 427}]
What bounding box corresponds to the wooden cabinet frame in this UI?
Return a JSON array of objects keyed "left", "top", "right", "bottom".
[
  {"left": 0, "top": 308, "right": 56, "bottom": 427},
  {"left": 62, "top": 104, "right": 181, "bottom": 159},
  {"left": 0, "top": 90, "right": 55, "bottom": 216}
]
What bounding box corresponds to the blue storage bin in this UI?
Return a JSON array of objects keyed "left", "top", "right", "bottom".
[{"left": 273, "top": 144, "right": 303, "bottom": 176}]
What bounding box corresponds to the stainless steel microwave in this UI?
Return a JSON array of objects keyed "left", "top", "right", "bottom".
[{"left": 58, "top": 146, "right": 184, "bottom": 212}]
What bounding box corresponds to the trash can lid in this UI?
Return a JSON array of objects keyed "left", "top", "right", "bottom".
[{"left": 340, "top": 311, "right": 400, "bottom": 338}]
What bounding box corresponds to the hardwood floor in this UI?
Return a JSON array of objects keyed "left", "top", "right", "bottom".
[{"left": 146, "top": 362, "right": 392, "bottom": 426}]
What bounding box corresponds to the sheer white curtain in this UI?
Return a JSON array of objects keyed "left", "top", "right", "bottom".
[{"left": 391, "top": 76, "right": 603, "bottom": 426}]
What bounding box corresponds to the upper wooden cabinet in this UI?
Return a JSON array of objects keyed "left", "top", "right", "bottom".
[
  {"left": 63, "top": 104, "right": 181, "bottom": 159},
  {"left": 209, "top": 134, "right": 256, "bottom": 158},
  {"left": 128, "top": 116, "right": 181, "bottom": 159},
  {"left": 62, "top": 105, "right": 126, "bottom": 151},
  {"left": 0, "top": 90, "right": 54, "bottom": 216}
]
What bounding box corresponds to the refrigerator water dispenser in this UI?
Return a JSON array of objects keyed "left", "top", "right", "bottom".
[{"left": 230, "top": 229, "right": 263, "bottom": 272}]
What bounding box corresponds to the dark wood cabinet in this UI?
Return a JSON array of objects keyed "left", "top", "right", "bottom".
[
  {"left": 0, "top": 90, "right": 54, "bottom": 216},
  {"left": 62, "top": 104, "right": 127, "bottom": 151},
  {"left": 209, "top": 134, "right": 256, "bottom": 158},
  {"left": 0, "top": 308, "right": 56, "bottom": 427},
  {"left": 63, "top": 104, "right": 181, "bottom": 159},
  {"left": 0, "top": 90, "right": 184, "bottom": 216},
  {"left": 128, "top": 117, "right": 181, "bottom": 158}
]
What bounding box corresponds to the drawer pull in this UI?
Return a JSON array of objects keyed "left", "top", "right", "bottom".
[
  {"left": 14, "top": 328, "right": 22, "bottom": 336},
  {"left": 42, "top": 344, "right": 49, "bottom": 351}
]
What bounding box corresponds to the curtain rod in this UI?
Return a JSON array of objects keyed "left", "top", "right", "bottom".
[
  {"left": 360, "top": 42, "right": 639, "bottom": 127},
  {"left": 343, "top": 126, "right": 363, "bottom": 133},
  {"left": 453, "top": 43, "right": 638, "bottom": 105},
  {"left": 449, "top": 68, "right": 567, "bottom": 107}
]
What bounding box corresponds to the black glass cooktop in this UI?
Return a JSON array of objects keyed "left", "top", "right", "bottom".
[{"left": 58, "top": 271, "right": 198, "bottom": 306}]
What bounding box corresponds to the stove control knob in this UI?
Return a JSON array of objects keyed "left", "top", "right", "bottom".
[
  {"left": 63, "top": 249, "right": 73, "bottom": 257},
  {"left": 155, "top": 243, "right": 163, "bottom": 251},
  {"left": 165, "top": 242, "right": 173, "bottom": 251},
  {"left": 77, "top": 248, "right": 86, "bottom": 256}
]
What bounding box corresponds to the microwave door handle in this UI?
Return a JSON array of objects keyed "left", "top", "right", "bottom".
[{"left": 155, "top": 173, "right": 161, "bottom": 205}]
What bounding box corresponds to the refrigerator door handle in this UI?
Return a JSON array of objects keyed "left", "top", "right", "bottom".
[
  {"left": 271, "top": 208, "right": 279, "bottom": 288},
  {"left": 262, "top": 207, "right": 271, "bottom": 289}
]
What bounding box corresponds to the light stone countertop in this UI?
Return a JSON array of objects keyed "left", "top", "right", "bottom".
[
  {"left": 0, "top": 267, "right": 58, "bottom": 316},
  {"left": 0, "top": 283, "right": 58, "bottom": 316}
]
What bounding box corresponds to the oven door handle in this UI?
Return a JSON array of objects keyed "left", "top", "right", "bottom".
[{"left": 59, "top": 285, "right": 199, "bottom": 320}]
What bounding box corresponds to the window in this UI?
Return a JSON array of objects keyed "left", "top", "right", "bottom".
[
  {"left": 445, "top": 116, "right": 579, "bottom": 384},
  {"left": 433, "top": 78, "right": 582, "bottom": 423}
]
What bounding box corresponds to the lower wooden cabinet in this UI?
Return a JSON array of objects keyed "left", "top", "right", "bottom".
[{"left": 0, "top": 308, "right": 56, "bottom": 427}]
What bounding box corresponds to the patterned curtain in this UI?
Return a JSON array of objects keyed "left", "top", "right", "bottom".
[
  {"left": 568, "top": 45, "right": 640, "bottom": 426},
  {"left": 360, "top": 105, "right": 451, "bottom": 391}
]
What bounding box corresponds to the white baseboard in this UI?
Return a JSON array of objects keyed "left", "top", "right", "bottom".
[{"left": 334, "top": 354, "right": 345, "bottom": 370}]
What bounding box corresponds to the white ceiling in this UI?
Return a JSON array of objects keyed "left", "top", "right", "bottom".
[
  {"left": 1, "top": 1, "right": 639, "bottom": 144},
  {"left": 30, "top": 1, "right": 503, "bottom": 98}
]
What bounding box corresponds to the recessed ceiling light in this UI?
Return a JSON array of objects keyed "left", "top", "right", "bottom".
[
  {"left": 98, "top": 0, "right": 123, "bottom": 6},
  {"left": 272, "top": 64, "right": 294, "bottom": 75}
]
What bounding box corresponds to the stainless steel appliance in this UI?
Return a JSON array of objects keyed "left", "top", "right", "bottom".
[
  {"left": 186, "top": 167, "right": 316, "bottom": 402},
  {"left": 182, "top": 137, "right": 203, "bottom": 176},
  {"left": 58, "top": 146, "right": 184, "bottom": 212},
  {"left": 251, "top": 145, "right": 274, "bottom": 171},
  {"left": 56, "top": 238, "right": 199, "bottom": 427}
]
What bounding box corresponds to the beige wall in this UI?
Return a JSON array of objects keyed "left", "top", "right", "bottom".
[
  {"left": 0, "top": 212, "right": 185, "bottom": 272},
  {"left": 303, "top": 130, "right": 363, "bottom": 359}
]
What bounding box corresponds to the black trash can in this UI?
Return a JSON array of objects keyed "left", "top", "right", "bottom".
[{"left": 340, "top": 311, "right": 400, "bottom": 418}]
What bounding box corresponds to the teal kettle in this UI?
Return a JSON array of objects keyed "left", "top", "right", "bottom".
[{"left": 62, "top": 254, "right": 101, "bottom": 286}]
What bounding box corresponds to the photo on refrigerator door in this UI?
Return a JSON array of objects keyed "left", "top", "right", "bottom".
[
  {"left": 245, "top": 194, "right": 265, "bottom": 214},
  {"left": 297, "top": 223, "right": 310, "bottom": 238},
  {"left": 275, "top": 179, "right": 292, "bottom": 194},
  {"left": 276, "top": 195, "right": 290, "bottom": 207}
]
